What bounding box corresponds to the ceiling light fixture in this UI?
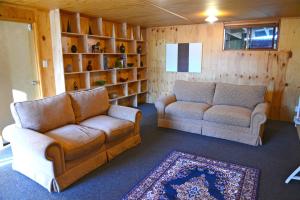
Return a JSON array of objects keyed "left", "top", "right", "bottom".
[
  {"left": 205, "top": 7, "right": 219, "bottom": 24},
  {"left": 205, "top": 15, "right": 218, "bottom": 23}
]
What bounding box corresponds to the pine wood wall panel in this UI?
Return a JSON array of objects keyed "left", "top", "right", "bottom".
[
  {"left": 146, "top": 18, "right": 300, "bottom": 121},
  {"left": 35, "top": 10, "right": 55, "bottom": 96},
  {"left": 0, "top": 3, "right": 35, "bottom": 23},
  {"left": 0, "top": 3, "right": 56, "bottom": 97},
  {"left": 277, "top": 18, "right": 300, "bottom": 120}
]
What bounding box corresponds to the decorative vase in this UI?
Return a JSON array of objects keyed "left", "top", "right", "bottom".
[
  {"left": 87, "top": 60, "right": 92, "bottom": 71},
  {"left": 92, "top": 42, "right": 100, "bottom": 53},
  {"left": 66, "top": 64, "right": 73, "bottom": 73},
  {"left": 111, "top": 24, "right": 116, "bottom": 38},
  {"left": 67, "top": 20, "right": 72, "bottom": 32},
  {"left": 120, "top": 43, "right": 125, "bottom": 53},
  {"left": 130, "top": 27, "right": 134, "bottom": 40},
  {"left": 121, "top": 54, "right": 126, "bottom": 67},
  {"left": 73, "top": 81, "right": 78, "bottom": 90},
  {"left": 137, "top": 72, "right": 141, "bottom": 79},
  {"left": 71, "top": 45, "right": 77, "bottom": 53},
  {"left": 88, "top": 25, "right": 93, "bottom": 35},
  {"left": 119, "top": 76, "right": 128, "bottom": 82},
  {"left": 103, "top": 56, "right": 108, "bottom": 70},
  {"left": 109, "top": 92, "right": 118, "bottom": 99},
  {"left": 137, "top": 45, "right": 142, "bottom": 54},
  {"left": 140, "top": 33, "right": 143, "bottom": 41}
]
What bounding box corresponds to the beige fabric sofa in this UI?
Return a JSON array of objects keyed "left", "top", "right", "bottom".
[
  {"left": 3, "top": 87, "right": 142, "bottom": 192},
  {"left": 155, "top": 80, "right": 269, "bottom": 146}
]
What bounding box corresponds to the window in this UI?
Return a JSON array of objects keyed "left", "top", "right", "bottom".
[
  {"left": 224, "top": 22, "right": 279, "bottom": 50},
  {"left": 224, "top": 28, "right": 247, "bottom": 50}
]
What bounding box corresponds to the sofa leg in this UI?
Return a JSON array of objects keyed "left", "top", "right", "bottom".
[{"left": 285, "top": 166, "right": 300, "bottom": 183}]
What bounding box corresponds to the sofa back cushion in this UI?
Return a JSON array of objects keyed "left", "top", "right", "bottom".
[
  {"left": 174, "top": 80, "right": 216, "bottom": 104},
  {"left": 213, "top": 83, "right": 266, "bottom": 110},
  {"left": 11, "top": 93, "right": 75, "bottom": 133},
  {"left": 69, "top": 87, "right": 109, "bottom": 122}
]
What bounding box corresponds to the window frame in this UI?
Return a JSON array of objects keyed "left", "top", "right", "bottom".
[{"left": 223, "top": 20, "right": 280, "bottom": 51}]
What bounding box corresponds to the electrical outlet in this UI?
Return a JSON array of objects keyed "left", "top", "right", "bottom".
[{"left": 42, "top": 60, "right": 48, "bottom": 68}]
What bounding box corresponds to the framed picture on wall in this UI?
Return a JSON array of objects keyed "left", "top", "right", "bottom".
[{"left": 166, "top": 43, "right": 202, "bottom": 73}]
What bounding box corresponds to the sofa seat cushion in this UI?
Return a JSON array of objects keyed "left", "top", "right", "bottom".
[
  {"left": 165, "top": 101, "right": 211, "bottom": 120},
  {"left": 203, "top": 105, "right": 252, "bottom": 127},
  {"left": 80, "top": 115, "right": 134, "bottom": 143},
  {"left": 45, "top": 125, "right": 105, "bottom": 161}
]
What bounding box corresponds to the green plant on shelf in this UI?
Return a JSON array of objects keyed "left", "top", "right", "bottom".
[
  {"left": 115, "top": 57, "right": 124, "bottom": 68},
  {"left": 95, "top": 80, "right": 106, "bottom": 86},
  {"left": 127, "top": 63, "right": 134, "bottom": 67}
]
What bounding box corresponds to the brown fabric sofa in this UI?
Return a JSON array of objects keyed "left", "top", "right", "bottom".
[
  {"left": 155, "top": 80, "right": 269, "bottom": 146},
  {"left": 3, "top": 87, "right": 142, "bottom": 192}
]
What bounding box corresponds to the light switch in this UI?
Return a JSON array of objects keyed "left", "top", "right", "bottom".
[{"left": 42, "top": 60, "right": 48, "bottom": 68}]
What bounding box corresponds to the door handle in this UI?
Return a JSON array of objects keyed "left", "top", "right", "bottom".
[{"left": 32, "top": 80, "right": 39, "bottom": 85}]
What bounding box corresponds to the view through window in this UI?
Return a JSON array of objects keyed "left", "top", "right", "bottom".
[{"left": 224, "top": 23, "right": 279, "bottom": 50}]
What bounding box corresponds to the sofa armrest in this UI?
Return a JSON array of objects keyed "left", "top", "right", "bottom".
[
  {"left": 108, "top": 105, "right": 142, "bottom": 123},
  {"left": 250, "top": 103, "right": 269, "bottom": 143},
  {"left": 108, "top": 105, "right": 142, "bottom": 135},
  {"left": 154, "top": 94, "right": 176, "bottom": 118},
  {"left": 3, "top": 124, "right": 65, "bottom": 176},
  {"left": 251, "top": 102, "right": 269, "bottom": 125}
]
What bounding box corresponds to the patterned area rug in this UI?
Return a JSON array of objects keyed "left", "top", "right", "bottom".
[{"left": 123, "top": 151, "right": 259, "bottom": 200}]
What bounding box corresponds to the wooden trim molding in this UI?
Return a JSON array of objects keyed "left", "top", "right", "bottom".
[
  {"left": 0, "top": 3, "right": 56, "bottom": 97},
  {"left": 224, "top": 18, "right": 280, "bottom": 28},
  {"left": 0, "top": 3, "right": 35, "bottom": 23}
]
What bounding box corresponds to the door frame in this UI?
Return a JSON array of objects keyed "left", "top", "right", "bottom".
[{"left": 0, "top": 3, "right": 44, "bottom": 98}]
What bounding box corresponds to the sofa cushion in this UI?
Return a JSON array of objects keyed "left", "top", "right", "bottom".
[
  {"left": 80, "top": 115, "right": 134, "bottom": 143},
  {"left": 165, "top": 101, "right": 211, "bottom": 120},
  {"left": 203, "top": 105, "right": 252, "bottom": 127},
  {"left": 69, "top": 87, "right": 110, "bottom": 122},
  {"left": 213, "top": 83, "right": 266, "bottom": 110},
  {"left": 174, "top": 80, "right": 216, "bottom": 104},
  {"left": 11, "top": 93, "right": 75, "bottom": 133},
  {"left": 45, "top": 124, "right": 105, "bottom": 161}
]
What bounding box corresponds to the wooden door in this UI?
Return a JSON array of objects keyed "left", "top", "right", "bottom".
[{"left": 0, "top": 20, "right": 41, "bottom": 141}]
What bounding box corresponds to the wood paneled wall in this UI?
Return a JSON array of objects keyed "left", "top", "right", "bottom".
[
  {"left": 0, "top": 3, "right": 55, "bottom": 97},
  {"left": 1, "top": 2, "right": 299, "bottom": 121},
  {"left": 146, "top": 18, "right": 300, "bottom": 121}
]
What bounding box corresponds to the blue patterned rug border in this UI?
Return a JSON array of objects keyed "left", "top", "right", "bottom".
[
  {"left": 122, "top": 150, "right": 177, "bottom": 199},
  {"left": 122, "top": 150, "right": 260, "bottom": 200}
]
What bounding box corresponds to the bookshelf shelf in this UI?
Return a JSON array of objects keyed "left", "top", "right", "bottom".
[{"left": 51, "top": 9, "right": 147, "bottom": 107}]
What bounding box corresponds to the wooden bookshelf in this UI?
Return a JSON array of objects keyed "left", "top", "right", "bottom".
[{"left": 50, "top": 9, "right": 147, "bottom": 107}]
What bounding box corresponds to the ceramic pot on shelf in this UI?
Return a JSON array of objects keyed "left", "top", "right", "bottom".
[
  {"left": 66, "top": 64, "right": 73, "bottom": 73},
  {"left": 120, "top": 43, "right": 125, "bottom": 53},
  {"left": 71, "top": 45, "right": 77, "bottom": 53},
  {"left": 73, "top": 81, "right": 79, "bottom": 90},
  {"left": 137, "top": 45, "right": 142, "bottom": 54},
  {"left": 87, "top": 60, "right": 93, "bottom": 71}
]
